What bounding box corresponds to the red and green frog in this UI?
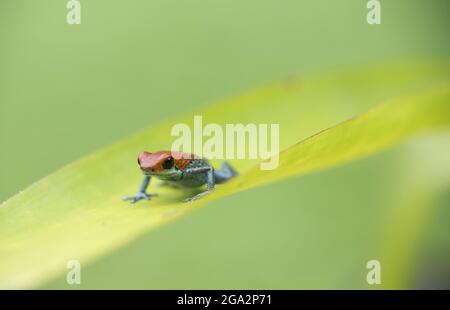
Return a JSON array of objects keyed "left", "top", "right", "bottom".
[{"left": 124, "top": 151, "right": 238, "bottom": 203}]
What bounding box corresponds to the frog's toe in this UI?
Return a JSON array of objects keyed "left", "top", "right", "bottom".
[
  {"left": 183, "top": 191, "right": 210, "bottom": 203},
  {"left": 183, "top": 196, "right": 195, "bottom": 203},
  {"left": 123, "top": 192, "right": 157, "bottom": 204}
]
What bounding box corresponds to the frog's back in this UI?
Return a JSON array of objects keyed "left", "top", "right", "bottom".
[{"left": 174, "top": 158, "right": 210, "bottom": 188}]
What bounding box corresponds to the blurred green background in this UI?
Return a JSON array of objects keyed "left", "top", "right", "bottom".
[{"left": 1, "top": 0, "right": 450, "bottom": 289}]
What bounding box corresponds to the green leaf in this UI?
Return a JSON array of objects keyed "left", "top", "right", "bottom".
[{"left": 1, "top": 60, "right": 449, "bottom": 288}]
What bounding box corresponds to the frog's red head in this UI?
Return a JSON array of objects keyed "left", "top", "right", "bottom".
[
  {"left": 138, "top": 151, "right": 174, "bottom": 173},
  {"left": 137, "top": 151, "right": 195, "bottom": 175}
]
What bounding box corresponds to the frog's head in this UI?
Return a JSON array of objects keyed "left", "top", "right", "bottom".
[{"left": 137, "top": 151, "right": 182, "bottom": 180}]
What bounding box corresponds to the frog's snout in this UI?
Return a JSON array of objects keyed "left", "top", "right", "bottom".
[{"left": 137, "top": 151, "right": 155, "bottom": 172}]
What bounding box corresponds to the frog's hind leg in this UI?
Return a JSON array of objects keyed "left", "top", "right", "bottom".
[{"left": 214, "top": 161, "right": 239, "bottom": 184}]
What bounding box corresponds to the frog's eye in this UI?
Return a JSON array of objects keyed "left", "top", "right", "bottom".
[{"left": 162, "top": 156, "right": 174, "bottom": 169}]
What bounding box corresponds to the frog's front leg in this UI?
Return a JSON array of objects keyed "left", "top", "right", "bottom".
[
  {"left": 123, "top": 175, "right": 158, "bottom": 204},
  {"left": 183, "top": 166, "right": 215, "bottom": 202}
]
